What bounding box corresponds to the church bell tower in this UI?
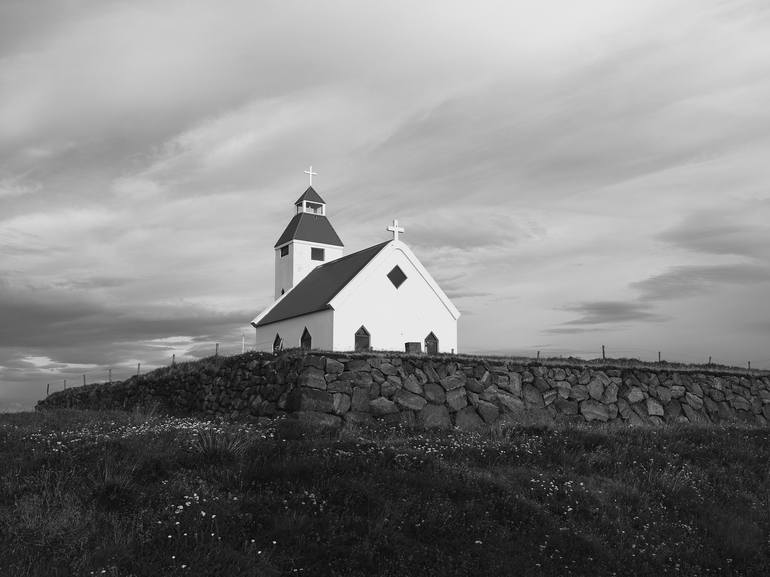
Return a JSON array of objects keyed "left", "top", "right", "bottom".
[{"left": 273, "top": 170, "right": 344, "bottom": 300}]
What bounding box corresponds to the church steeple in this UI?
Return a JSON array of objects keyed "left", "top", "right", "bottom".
[{"left": 273, "top": 171, "right": 344, "bottom": 300}]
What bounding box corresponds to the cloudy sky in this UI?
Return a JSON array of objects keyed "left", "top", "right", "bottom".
[{"left": 2, "top": 0, "right": 770, "bottom": 410}]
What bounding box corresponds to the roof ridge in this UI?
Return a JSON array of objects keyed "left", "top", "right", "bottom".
[{"left": 316, "top": 240, "right": 391, "bottom": 268}]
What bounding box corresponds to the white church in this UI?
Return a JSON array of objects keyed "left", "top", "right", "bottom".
[{"left": 251, "top": 173, "right": 460, "bottom": 354}]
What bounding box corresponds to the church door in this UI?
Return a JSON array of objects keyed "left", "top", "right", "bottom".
[
  {"left": 273, "top": 333, "right": 283, "bottom": 353},
  {"left": 301, "top": 327, "right": 312, "bottom": 351},
  {"left": 425, "top": 332, "right": 439, "bottom": 355},
  {"left": 355, "top": 326, "right": 370, "bottom": 351}
]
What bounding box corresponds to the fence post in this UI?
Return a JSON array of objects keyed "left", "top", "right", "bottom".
[
  {"left": 602, "top": 345, "right": 606, "bottom": 360},
  {"left": 708, "top": 356, "right": 712, "bottom": 365},
  {"left": 536, "top": 350, "right": 540, "bottom": 362},
  {"left": 83, "top": 374, "right": 86, "bottom": 387},
  {"left": 748, "top": 361, "right": 751, "bottom": 371},
  {"left": 64, "top": 379, "right": 67, "bottom": 390},
  {"left": 215, "top": 343, "right": 219, "bottom": 357},
  {"left": 108, "top": 368, "right": 112, "bottom": 384},
  {"left": 46, "top": 383, "right": 50, "bottom": 397},
  {"left": 137, "top": 363, "right": 141, "bottom": 376},
  {"left": 658, "top": 351, "right": 661, "bottom": 363},
  {"left": 172, "top": 353, "right": 176, "bottom": 366}
]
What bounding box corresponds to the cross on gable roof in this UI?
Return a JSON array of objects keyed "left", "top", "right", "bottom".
[
  {"left": 253, "top": 241, "right": 391, "bottom": 327},
  {"left": 294, "top": 186, "right": 326, "bottom": 206}
]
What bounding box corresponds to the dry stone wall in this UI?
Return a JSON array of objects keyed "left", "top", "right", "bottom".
[{"left": 37, "top": 351, "right": 770, "bottom": 429}]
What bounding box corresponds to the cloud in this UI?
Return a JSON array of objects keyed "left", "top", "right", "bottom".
[
  {"left": 633, "top": 263, "right": 770, "bottom": 301},
  {"left": 561, "top": 301, "right": 666, "bottom": 325},
  {"left": 657, "top": 205, "right": 770, "bottom": 259}
]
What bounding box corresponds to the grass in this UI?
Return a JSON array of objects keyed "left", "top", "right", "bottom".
[{"left": 1, "top": 410, "right": 769, "bottom": 576}]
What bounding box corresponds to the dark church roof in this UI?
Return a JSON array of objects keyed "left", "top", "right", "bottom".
[
  {"left": 294, "top": 186, "right": 326, "bottom": 206},
  {"left": 254, "top": 241, "right": 391, "bottom": 327},
  {"left": 274, "top": 212, "right": 344, "bottom": 248}
]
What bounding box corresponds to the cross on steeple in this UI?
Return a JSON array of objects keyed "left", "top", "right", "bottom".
[
  {"left": 387, "top": 218, "right": 405, "bottom": 241},
  {"left": 304, "top": 165, "right": 317, "bottom": 186}
]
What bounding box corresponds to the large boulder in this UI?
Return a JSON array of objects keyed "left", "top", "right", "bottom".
[
  {"left": 369, "top": 397, "right": 399, "bottom": 416},
  {"left": 298, "top": 367, "right": 327, "bottom": 390},
  {"left": 446, "top": 388, "right": 468, "bottom": 412},
  {"left": 440, "top": 374, "right": 466, "bottom": 391},
  {"left": 394, "top": 389, "right": 427, "bottom": 412},
  {"left": 418, "top": 404, "right": 451, "bottom": 429},
  {"left": 580, "top": 399, "right": 610, "bottom": 422},
  {"left": 290, "top": 388, "right": 333, "bottom": 413},
  {"left": 423, "top": 382, "right": 446, "bottom": 404},
  {"left": 476, "top": 400, "right": 500, "bottom": 423},
  {"left": 523, "top": 384, "right": 544, "bottom": 408}
]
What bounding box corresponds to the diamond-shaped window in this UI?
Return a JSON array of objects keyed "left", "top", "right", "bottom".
[{"left": 387, "top": 265, "right": 407, "bottom": 289}]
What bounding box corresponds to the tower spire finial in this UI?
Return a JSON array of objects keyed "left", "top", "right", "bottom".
[
  {"left": 387, "top": 218, "right": 405, "bottom": 241},
  {"left": 304, "top": 165, "right": 317, "bottom": 186}
]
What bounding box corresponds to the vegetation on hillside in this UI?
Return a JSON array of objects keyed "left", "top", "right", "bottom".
[{"left": 1, "top": 410, "right": 769, "bottom": 576}]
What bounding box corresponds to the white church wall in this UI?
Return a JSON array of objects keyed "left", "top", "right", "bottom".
[
  {"left": 331, "top": 243, "right": 458, "bottom": 353},
  {"left": 253, "top": 309, "right": 334, "bottom": 352}
]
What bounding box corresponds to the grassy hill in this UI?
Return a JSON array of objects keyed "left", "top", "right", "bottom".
[{"left": 1, "top": 409, "right": 769, "bottom": 576}]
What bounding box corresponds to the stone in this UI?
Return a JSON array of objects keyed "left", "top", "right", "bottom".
[
  {"left": 615, "top": 399, "right": 633, "bottom": 421},
  {"left": 499, "top": 373, "right": 522, "bottom": 396},
  {"left": 703, "top": 396, "right": 718, "bottom": 415},
  {"left": 414, "top": 368, "right": 429, "bottom": 385},
  {"left": 298, "top": 367, "right": 327, "bottom": 390},
  {"left": 554, "top": 381, "right": 571, "bottom": 399},
  {"left": 332, "top": 393, "right": 351, "bottom": 415},
  {"left": 346, "top": 359, "right": 371, "bottom": 372},
  {"left": 476, "top": 400, "right": 500, "bottom": 423},
  {"left": 570, "top": 385, "right": 590, "bottom": 401},
  {"left": 682, "top": 403, "right": 708, "bottom": 424},
  {"left": 731, "top": 396, "right": 751, "bottom": 411},
  {"left": 655, "top": 386, "right": 672, "bottom": 404},
  {"left": 554, "top": 397, "right": 579, "bottom": 415},
  {"left": 418, "top": 404, "right": 451, "bottom": 429},
  {"left": 627, "top": 411, "right": 646, "bottom": 426},
  {"left": 327, "top": 380, "right": 352, "bottom": 395},
  {"left": 380, "top": 377, "right": 401, "bottom": 398},
  {"left": 379, "top": 362, "right": 398, "bottom": 376},
  {"left": 580, "top": 400, "right": 610, "bottom": 422},
  {"left": 578, "top": 370, "right": 591, "bottom": 385},
  {"left": 446, "top": 388, "right": 468, "bottom": 412},
  {"left": 670, "top": 385, "right": 686, "bottom": 399},
  {"left": 325, "top": 358, "right": 344, "bottom": 374},
  {"left": 497, "top": 392, "right": 525, "bottom": 413},
  {"left": 665, "top": 400, "right": 682, "bottom": 419},
  {"left": 402, "top": 374, "right": 424, "bottom": 395},
  {"left": 717, "top": 402, "right": 735, "bottom": 422},
  {"left": 291, "top": 388, "right": 333, "bottom": 412},
  {"left": 533, "top": 376, "right": 550, "bottom": 393},
  {"left": 646, "top": 398, "right": 664, "bottom": 417},
  {"left": 523, "top": 384, "right": 545, "bottom": 408},
  {"left": 454, "top": 407, "right": 485, "bottom": 431},
  {"left": 440, "top": 374, "right": 466, "bottom": 391},
  {"left": 601, "top": 382, "right": 618, "bottom": 404},
  {"left": 626, "top": 387, "right": 645, "bottom": 404},
  {"left": 553, "top": 367, "right": 567, "bottom": 381},
  {"left": 394, "top": 389, "right": 428, "bottom": 412},
  {"left": 521, "top": 371, "right": 535, "bottom": 383},
  {"left": 543, "top": 390, "right": 557, "bottom": 406},
  {"left": 302, "top": 356, "right": 326, "bottom": 370},
  {"left": 423, "top": 382, "right": 446, "bottom": 404},
  {"left": 466, "top": 378, "right": 484, "bottom": 393},
  {"left": 351, "top": 387, "right": 369, "bottom": 412},
  {"left": 368, "top": 382, "right": 381, "bottom": 399},
  {"left": 685, "top": 392, "right": 703, "bottom": 410},
  {"left": 354, "top": 372, "right": 373, "bottom": 387},
  {"left": 369, "top": 397, "right": 399, "bottom": 416}
]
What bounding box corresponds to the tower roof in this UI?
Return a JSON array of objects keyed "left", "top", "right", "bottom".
[
  {"left": 294, "top": 186, "right": 326, "bottom": 206},
  {"left": 274, "top": 212, "right": 343, "bottom": 248},
  {"left": 254, "top": 241, "right": 390, "bottom": 327}
]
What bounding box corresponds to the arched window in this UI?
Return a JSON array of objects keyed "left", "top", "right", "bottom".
[
  {"left": 273, "top": 333, "right": 283, "bottom": 353},
  {"left": 425, "top": 332, "right": 439, "bottom": 355},
  {"left": 301, "top": 327, "right": 312, "bottom": 351},
  {"left": 355, "top": 326, "right": 370, "bottom": 351}
]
